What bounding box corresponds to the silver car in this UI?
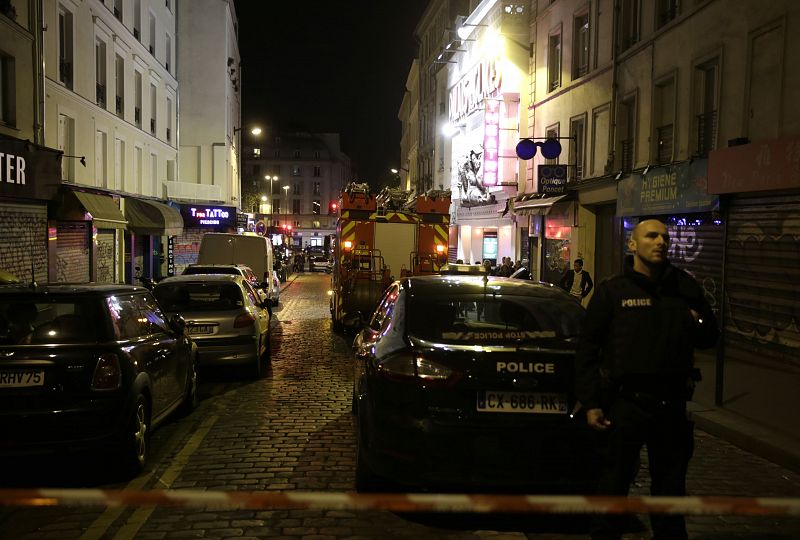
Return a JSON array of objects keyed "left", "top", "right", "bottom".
[{"left": 154, "top": 274, "right": 271, "bottom": 378}]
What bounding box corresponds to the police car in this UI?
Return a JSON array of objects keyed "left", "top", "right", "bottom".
[{"left": 351, "top": 273, "right": 595, "bottom": 492}]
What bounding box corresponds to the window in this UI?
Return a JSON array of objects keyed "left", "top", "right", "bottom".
[
  {"left": 58, "top": 114, "right": 75, "bottom": 181},
  {"left": 292, "top": 200, "right": 301, "bottom": 214},
  {"left": 113, "top": 0, "right": 122, "bottom": 21},
  {"left": 115, "top": 54, "right": 124, "bottom": 117},
  {"left": 165, "top": 35, "right": 172, "bottom": 72},
  {"left": 618, "top": 0, "right": 641, "bottom": 51},
  {"left": 114, "top": 137, "right": 125, "bottom": 191},
  {"left": 656, "top": 0, "right": 679, "bottom": 28},
  {"left": 166, "top": 97, "right": 173, "bottom": 142},
  {"left": 545, "top": 126, "right": 559, "bottom": 165},
  {"left": 133, "top": 0, "right": 141, "bottom": 40},
  {"left": 0, "top": 54, "right": 13, "bottom": 126},
  {"left": 134, "top": 70, "right": 142, "bottom": 128},
  {"left": 95, "top": 40, "right": 107, "bottom": 108},
  {"left": 150, "top": 83, "right": 157, "bottom": 135},
  {"left": 314, "top": 150, "right": 321, "bottom": 159},
  {"left": 312, "top": 200, "right": 321, "bottom": 215},
  {"left": 313, "top": 181, "right": 321, "bottom": 195},
  {"left": 58, "top": 7, "right": 74, "bottom": 89},
  {"left": 694, "top": 58, "right": 719, "bottom": 157},
  {"left": 293, "top": 149, "right": 301, "bottom": 158},
  {"left": 165, "top": 0, "right": 171, "bottom": 11},
  {"left": 618, "top": 95, "right": 636, "bottom": 172},
  {"left": 293, "top": 183, "right": 302, "bottom": 195},
  {"left": 654, "top": 77, "right": 675, "bottom": 164},
  {"left": 292, "top": 165, "right": 301, "bottom": 176},
  {"left": 274, "top": 150, "right": 280, "bottom": 158},
  {"left": 135, "top": 146, "right": 143, "bottom": 193},
  {"left": 253, "top": 148, "right": 261, "bottom": 157},
  {"left": 569, "top": 115, "right": 586, "bottom": 181},
  {"left": 150, "top": 153, "right": 158, "bottom": 195},
  {"left": 272, "top": 182, "right": 281, "bottom": 195},
  {"left": 548, "top": 30, "right": 562, "bottom": 91},
  {"left": 313, "top": 166, "right": 321, "bottom": 177},
  {"left": 96, "top": 130, "right": 108, "bottom": 188},
  {"left": 149, "top": 12, "right": 156, "bottom": 55},
  {"left": 573, "top": 12, "right": 589, "bottom": 79},
  {"left": 272, "top": 199, "right": 280, "bottom": 214}
]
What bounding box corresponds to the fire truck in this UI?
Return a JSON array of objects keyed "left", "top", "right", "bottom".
[{"left": 329, "top": 182, "right": 451, "bottom": 332}]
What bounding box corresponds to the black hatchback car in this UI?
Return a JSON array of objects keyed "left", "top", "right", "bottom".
[
  {"left": 0, "top": 284, "right": 197, "bottom": 475},
  {"left": 352, "top": 273, "right": 594, "bottom": 492}
]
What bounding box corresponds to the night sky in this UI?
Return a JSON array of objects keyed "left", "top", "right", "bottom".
[{"left": 233, "top": 0, "right": 430, "bottom": 187}]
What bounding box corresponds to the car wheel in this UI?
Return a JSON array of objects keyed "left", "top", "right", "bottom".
[
  {"left": 178, "top": 358, "right": 198, "bottom": 416},
  {"left": 249, "top": 339, "right": 262, "bottom": 379},
  {"left": 121, "top": 394, "right": 150, "bottom": 476}
]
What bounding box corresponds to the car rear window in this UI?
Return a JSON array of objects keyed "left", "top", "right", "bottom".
[
  {"left": 0, "top": 299, "right": 99, "bottom": 345},
  {"left": 406, "top": 294, "right": 584, "bottom": 343},
  {"left": 154, "top": 282, "right": 244, "bottom": 311},
  {"left": 183, "top": 267, "right": 239, "bottom": 276}
]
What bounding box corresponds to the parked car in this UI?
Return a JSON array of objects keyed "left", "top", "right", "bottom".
[
  {"left": 0, "top": 284, "right": 197, "bottom": 475},
  {"left": 182, "top": 263, "right": 279, "bottom": 306},
  {"left": 153, "top": 274, "right": 271, "bottom": 378},
  {"left": 308, "top": 247, "right": 332, "bottom": 273},
  {"left": 351, "top": 273, "right": 594, "bottom": 493}
]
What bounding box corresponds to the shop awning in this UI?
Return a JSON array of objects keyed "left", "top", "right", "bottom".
[
  {"left": 510, "top": 194, "right": 568, "bottom": 216},
  {"left": 70, "top": 191, "right": 128, "bottom": 229},
  {"left": 124, "top": 198, "right": 184, "bottom": 236}
]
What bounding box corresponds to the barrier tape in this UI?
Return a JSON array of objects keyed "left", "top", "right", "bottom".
[{"left": 0, "top": 489, "right": 799, "bottom": 516}]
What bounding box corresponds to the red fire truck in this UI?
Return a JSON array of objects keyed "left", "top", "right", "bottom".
[{"left": 329, "top": 183, "right": 451, "bottom": 332}]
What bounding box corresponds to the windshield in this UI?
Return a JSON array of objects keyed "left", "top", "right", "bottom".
[
  {"left": 183, "top": 267, "right": 240, "bottom": 276},
  {"left": 154, "top": 282, "right": 244, "bottom": 311},
  {"left": 0, "top": 298, "right": 99, "bottom": 345},
  {"left": 406, "top": 293, "right": 584, "bottom": 343}
]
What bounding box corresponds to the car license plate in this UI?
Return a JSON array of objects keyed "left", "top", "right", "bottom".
[
  {"left": 0, "top": 370, "right": 45, "bottom": 388},
  {"left": 477, "top": 390, "right": 567, "bottom": 414},
  {"left": 187, "top": 325, "right": 214, "bottom": 335}
]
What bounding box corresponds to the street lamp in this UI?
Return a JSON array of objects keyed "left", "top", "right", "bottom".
[
  {"left": 234, "top": 126, "right": 262, "bottom": 136},
  {"left": 264, "top": 175, "right": 279, "bottom": 220}
]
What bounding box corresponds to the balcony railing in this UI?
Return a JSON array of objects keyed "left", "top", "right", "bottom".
[
  {"left": 59, "top": 59, "right": 71, "bottom": 86},
  {"left": 115, "top": 95, "right": 123, "bottom": 116},
  {"left": 656, "top": 124, "right": 673, "bottom": 164},
  {"left": 621, "top": 138, "right": 634, "bottom": 172},
  {"left": 696, "top": 110, "right": 718, "bottom": 157},
  {"left": 96, "top": 83, "right": 106, "bottom": 108}
]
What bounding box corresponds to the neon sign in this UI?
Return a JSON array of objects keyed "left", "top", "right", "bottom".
[
  {"left": 180, "top": 205, "right": 236, "bottom": 228},
  {"left": 482, "top": 100, "right": 500, "bottom": 186}
]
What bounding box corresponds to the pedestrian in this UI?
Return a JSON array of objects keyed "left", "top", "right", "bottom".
[
  {"left": 496, "top": 257, "right": 513, "bottom": 277},
  {"left": 575, "top": 219, "right": 719, "bottom": 540},
  {"left": 559, "top": 258, "right": 594, "bottom": 303}
]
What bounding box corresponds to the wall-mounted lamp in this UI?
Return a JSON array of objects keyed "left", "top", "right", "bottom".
[
  {"left": 234, "top": 126, "right": 262, "bottom": 136},
  {"left": 642, "top": 165, "right": 650, "bottom": 175},
  {"left": 62, "top": 154, "right": 87, "bottom": 167},
  {"left": 615, "top": 170, "right": 624, "bottom": 180}
]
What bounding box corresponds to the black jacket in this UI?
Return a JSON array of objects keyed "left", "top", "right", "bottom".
[
  {"left": 575, "top": 261, "right": 718, "bottom": 410},
  {"left": 559, "top": 269, "right": 594, "bottom": 298}
]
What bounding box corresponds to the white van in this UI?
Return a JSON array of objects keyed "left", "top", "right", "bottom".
[{"left": 197, "top": 233, "right": 279, "bottom": 305}]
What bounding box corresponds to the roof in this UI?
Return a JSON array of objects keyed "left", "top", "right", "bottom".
[
  {"left": 0, "top": 283, "right": 146, "bottom": 295},
  {"left": 156, "top": 274, "right": 244, "bottom": 285},
  {"left": 402, "top": 275, "right": 567, "bottom": 300}
]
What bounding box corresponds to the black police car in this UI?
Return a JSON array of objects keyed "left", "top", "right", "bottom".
[
  {"left": 0, "top": 284, "right": 197, "bottom": 475},
  {"left": 352, "top": 272, "right": 594, "bottom": 492}
]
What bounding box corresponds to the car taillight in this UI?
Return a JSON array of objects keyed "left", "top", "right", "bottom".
[
  {"left": 92, "top": 354, "right": 122, "bottom": 390},
  {"left": 234, "top": 313, "right": 256, "bottom": 328},
  {"left": 377, "top": 353, "right": 455, "bottom": 383}
]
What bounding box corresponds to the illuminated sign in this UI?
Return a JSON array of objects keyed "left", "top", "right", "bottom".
[
  {"left": 448, "top": 58, "right": 502, "bottom": 124},
  {"left": 180, "top": 205, "right": 237, "bottom": 229},
  {"left": 482, "top": 100, "right": 500, "bottom": 186}
]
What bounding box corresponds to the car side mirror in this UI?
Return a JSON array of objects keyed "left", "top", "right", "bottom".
[
  {"left": 343, "top": 311, "right": 365, "bottom": 332},
  {"left": 168, "top": 313, "right": 187, "bottom": 334}
]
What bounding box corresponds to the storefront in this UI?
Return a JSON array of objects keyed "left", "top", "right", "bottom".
[
  {"left": 172, "top": 204, "right": 237, "bottom": 276},
  {"left": 123, "top": 197, "right": 184, "bottom": 282},
  {"left": 510, "top": 194, "right": 572, "bottom": 283},
  {"left": 707, "top": 137, "right": 800, "bottom": 438},
  {"left": 0, "top": 135, "right": 60, "bottom": 284}
]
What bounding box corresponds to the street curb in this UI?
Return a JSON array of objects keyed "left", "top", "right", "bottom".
[{"left": 689, "top": 402, "right": 800, "bottom": 473}]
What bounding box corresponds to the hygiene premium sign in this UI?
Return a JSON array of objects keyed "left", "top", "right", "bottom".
[{"left": 616, "top": 160, "right": 718, "bottom": 217}]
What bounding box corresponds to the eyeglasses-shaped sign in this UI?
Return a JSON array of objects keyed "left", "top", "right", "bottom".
[{"left": 515, "top": 138, "right": 562, "bottom": 160}]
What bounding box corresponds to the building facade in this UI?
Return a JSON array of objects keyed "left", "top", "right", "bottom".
[
  {"left": 241, "top": 132, "right": 351, "bottom": 252},
  {"left": 397, "top": 59, "right": 420, "bottom": 192}
]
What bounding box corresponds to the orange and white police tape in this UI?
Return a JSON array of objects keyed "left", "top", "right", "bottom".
[{"left": 0, "top": 489, "right": 799, "bottom": 515}]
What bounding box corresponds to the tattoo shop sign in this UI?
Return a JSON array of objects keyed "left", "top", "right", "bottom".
[{"left": 616, "top": 160, "right": 718, "bottom": 217}]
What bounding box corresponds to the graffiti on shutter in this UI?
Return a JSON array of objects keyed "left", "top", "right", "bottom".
[
  {"left": 96, "top": 230, "right": 116, "bottom": 283},
  {"left": 0, "top": 203, "right": 47, "bottom": 283},
  {"left": 57, "top": 223, "right": 90, "bottom": 283},
  {"left": 172, "top": 228, "right": 204, "bottom": 275}
]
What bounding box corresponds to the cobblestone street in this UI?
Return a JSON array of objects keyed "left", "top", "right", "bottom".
[{"left": 1, "top": 272, "right": 799, "bottom": 539}]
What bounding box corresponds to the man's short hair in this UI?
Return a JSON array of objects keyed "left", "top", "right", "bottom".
[{"left": 574, "top": 258, "right": 583, "bottom": 266}]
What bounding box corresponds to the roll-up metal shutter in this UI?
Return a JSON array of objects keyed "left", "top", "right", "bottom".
[
  {"left": 172, "top": 228, "right": 203, "bottom": 276},
  {"left": 724, "top": 195, "right": 800, "bottom": 370},
  {"left": 95, "top": 230, "right": 116, "bottom": 283},
  {"left": 56, "top": 223, "right": 90, "bottom": 283},
  {"left": 0, "top": 203, "right": 48, "bottom": 283},
  {"left": 665, "top": 219, "right": 725, "bottom": 322}
]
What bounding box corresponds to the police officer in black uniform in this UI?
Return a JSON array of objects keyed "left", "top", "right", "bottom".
[{"left": 575, "top": 219, "right": 718, "bottom": 540}]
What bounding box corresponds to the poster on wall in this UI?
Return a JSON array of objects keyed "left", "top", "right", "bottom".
[{"left": 482, "top": 234, "right": 498, "bottom": 264}]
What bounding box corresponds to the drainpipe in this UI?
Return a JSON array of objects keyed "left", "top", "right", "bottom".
[{"left": 609, "top": 0, "right": 620, "bottom": 177}]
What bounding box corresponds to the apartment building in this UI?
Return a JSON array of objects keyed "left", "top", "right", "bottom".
[{"left": 397, "top": 59, "right": 420, "bottom": 192}]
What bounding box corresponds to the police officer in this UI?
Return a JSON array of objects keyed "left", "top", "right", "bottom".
[{"left": 575, "top": 219, "right": 718, "bottom": 540}]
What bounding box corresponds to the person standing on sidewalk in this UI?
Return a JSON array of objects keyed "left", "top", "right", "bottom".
[
  {"left": 559, "top": 258, "right": 594, "bottom": 303},
  {"left": 575, "top": 219, "right": 719, "bottom": 540}
]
